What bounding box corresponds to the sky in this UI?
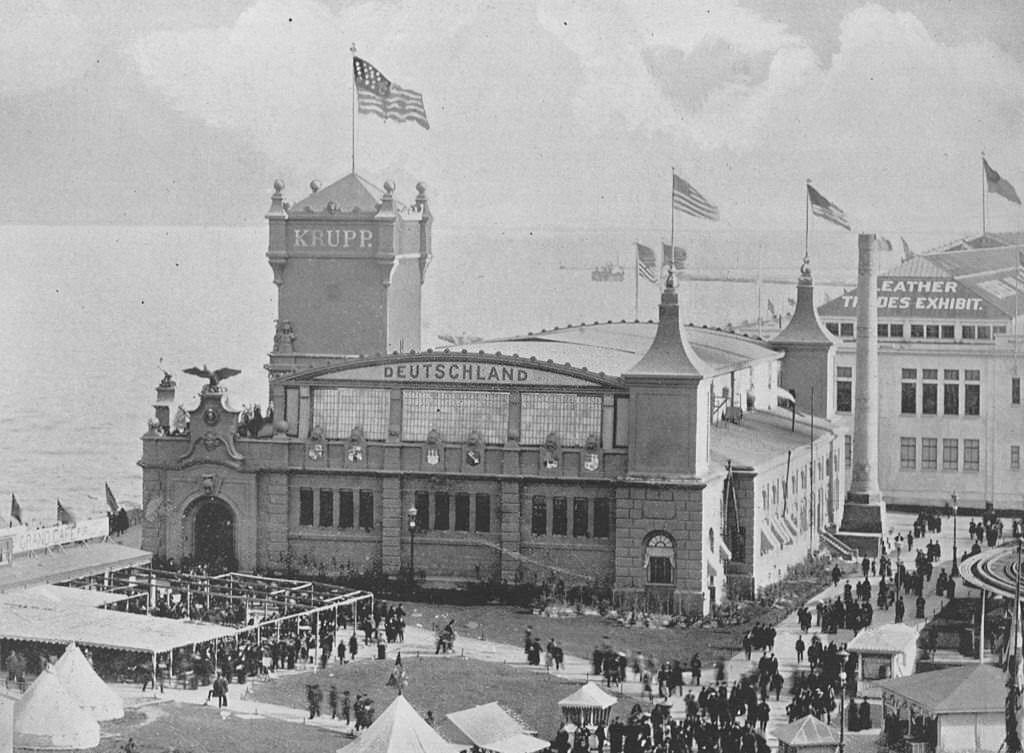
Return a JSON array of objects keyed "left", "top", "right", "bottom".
[{"left": 1, "top": 0, "right": 1023, "bottom": 253}]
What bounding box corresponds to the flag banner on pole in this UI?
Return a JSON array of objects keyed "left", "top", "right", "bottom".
[
  {"left": 353, "top": 57, "right": 430, "bottom": 130},
  {"left": 105, "top": 483, "right": 119, "bottom": 514},
  {"left": 662, "top": 243, "right": 687, "bottom": 270},
  {"left": 807, "top": 184, "right": 851, "bottom": 230},
  {"left": 877, "top": 236, "right": 893, "bottom": 252},
  {"left": 10, "top": 493, "right": 22, "bottom": 525},
  {"left": 57, "top": 499, "right": 75, "bottom": 526},
  {"left": 672, "top": 174, "right": 719, "bottom": 221},
  {"left": 901, "top": 237, "right": 914, "bottom": 261},
  {"left": 985, "top": 158, "right": 1022, "bottom": 205},
  {"left": 636, "top": 243, "right": 658, "bottom": 283}
]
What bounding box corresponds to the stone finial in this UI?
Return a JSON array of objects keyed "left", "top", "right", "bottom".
[
  {"left": 383, "top": 180, "right": 395, "bottom": 196},
  {"left": 273, "top": 178, "right": 285, "bottom": 194}
]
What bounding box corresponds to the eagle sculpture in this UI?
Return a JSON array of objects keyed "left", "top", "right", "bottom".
[{"left": 184, "top": 365, "right": 241, "bottom": 390}]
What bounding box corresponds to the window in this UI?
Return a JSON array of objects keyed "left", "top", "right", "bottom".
[
  {"left": 910, "top": 324, "right": 924, "bottom": 338},
  {"left": 613, "top": 397, "right": 629, "bottom": 447},
  {"left": 942, "top": 439, "right": 958, "bottom": 471},
  {"left": 299, "top": 487, "right": 314, "bottom": 526},
  {"left": 965, "top": 383, "right": 981, "bottom": 416},
  {"left": 978, "top": 325, "right": 991, "bottom": 339},
  {"left": 890, "top": 324, "right": 904, "bottom": 337},
  {"left": 414, "top": 491, "right": 430, "bottom": 532},
  {"left": 921, "top": 438, "right": 938, "bottom": 470},
  {"left": 839, "top": 322, "right": 854, "bottom": 338},
  {"left": 474, "top": 494, "right": 491, "bottom": 533},
  {"left": 941, "top": 325, "right": 955, "bottom": 339},
  {"left": 552, "top": 497, "right": 568, "bottom": 536},
  {"left": 311, "top": 387, "right": 390, "bottom": 440},
  {"left": 901, "top": 382, "right": 917, "bottom": 414},
  {"left": 1014, "top": 377, "right": 1021, "bottom": 405},
  {"left": 1012, "top": 446, "right": 1020, "bottom": 471},
  {"left": 877, "top": 323, "right": 888, "bottom": 337},
  {"left": 402, "top": 390, "right": 509, "bottom": 444},
  {"left": 837, "top": 366, "right": 853, "bottom": 413},
  {"left": 520, "top": 393, "right": 602, "bottom": 446},
  {"left": 645, "top": 534, "right": 675, "bottom": 585},
  {"left": 572, "top": 498, "right": 589, "bottom": 538},
  {"left": 319, "top": 489, "right": 334, "bottom": 527},
  {"left": 900, "top": 437, "right": 916, "bottom": 470},
  {"left": 962, "top": 325, "right": 976, "bottom": 339},
  {"left": 454, "top": 493, "right": 471, "bottom": 531},
  {"left": 434, "top": 492, "right": 450, "bottom": 530},
  {"left": 925, "top": 325, "right": 939, "bottom": 339},
  {"left": 922, "top": 371, "right": 937, "bottom": 415},
  {"left": 593, "top": 498, "right": 610, "bottom": 538},
  {"left": 963, "top": 439, "right": 980, "bottom": 472},
  {"left": 358, "top": 490, "right": 374, "bottom": 530},
  {"left": 531, "top": 496, "right": 547, "bottom": 535},
  {"left": 338, "top": 490, "right": 354, "bottom": 528},
  {"left": 943, "top": 382, "right": 959, "bottom": 415},
  {"left": 826, "top": 322, "right": 839, "bottom": 335}
]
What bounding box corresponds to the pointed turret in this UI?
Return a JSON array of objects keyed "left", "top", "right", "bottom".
[
  {"left": 771, "top": 256, "right": 838, "bottom": 417},
  {"left": 624, "top": 271, "right": 710, "bottom": 477}
]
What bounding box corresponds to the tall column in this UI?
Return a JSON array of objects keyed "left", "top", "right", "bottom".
[{"left": 848, "top": 233, "right": 882, "bottom": 504}]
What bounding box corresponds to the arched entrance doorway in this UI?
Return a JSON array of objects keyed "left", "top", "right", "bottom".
[{"left": 192, "top": 497, "right": 237, "bottom": 572}]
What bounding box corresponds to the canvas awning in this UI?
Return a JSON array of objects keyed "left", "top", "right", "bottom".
[
  {"left": 0, "top": 584, "right": 128, "bottom": 610},
  {"left": 876, "top": 664, "right": 1005, "bottom": 715},
  {"left": 447, "top": 702, "right": 548, "bottom": 753},
  {"left": 0, "top": 541, "right": 151, "bottom": 592}
]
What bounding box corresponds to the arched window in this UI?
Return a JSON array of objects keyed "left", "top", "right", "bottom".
[{"left": 644, "top": 533, "right": 675, "bottom": 585}]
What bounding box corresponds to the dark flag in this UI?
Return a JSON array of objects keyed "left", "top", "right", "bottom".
[
  {"left": 901, "top": 236, "right": 914, "bottom": 261},
  {"left": 807, "top": 184, "right": 851, "bottom": 230},
  {"left": 985, "top": 158, "right": 1022, "bottom": 205},
  {"left": 672, "top": 174, "right": 719, "bottom": 221},
  {"left": 57, "top": 499, "right": 76, "bottom": 526},
  {"left": 662, "top": 243, "right": 687, "bottom": 271},
  {"left": 10, "top": 493, "right": 22, "bottom": 526},
  {"left": 636, "top": 243, "right": 658, "bottom": 283},
  {"left": 353, "top": 57, "right": 429, "bottom": 130},
  {"left": 105, "top": 483, "right": 119, "bottom": 515},
  {"left": 877, "top": 236, "right": 893, "bottom": 252}
]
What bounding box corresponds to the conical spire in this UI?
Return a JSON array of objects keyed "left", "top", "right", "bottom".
[
  {"left": 626, "top": 270, "right": 708, "bottom": 378},
  {"left": 773, "top": 255, "right": 836, "bottom": 345}
]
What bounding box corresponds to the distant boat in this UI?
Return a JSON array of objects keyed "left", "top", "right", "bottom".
[{"left": 591, "top": 263, "right": 625, "bottom": 282}]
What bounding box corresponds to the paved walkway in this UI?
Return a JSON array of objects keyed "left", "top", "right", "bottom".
[{"left": 111, "top": 510, "right": 991, "bottom": 750}]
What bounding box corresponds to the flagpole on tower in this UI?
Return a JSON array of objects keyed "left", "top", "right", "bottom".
[
  {"left": 350, "top": 43, "right": 358, "bottom": 175},
  {"left": 634, "top": 245, "right": 639, "bottom": 321},
  {"left": 982, "top": 152, "right": 988, "bottom": 237},
  {"left": 670, "top": 167, "right": 677, "bottom": 280},
  {"left": 804, "top": 179, "right": 812, "bottom": 263}
]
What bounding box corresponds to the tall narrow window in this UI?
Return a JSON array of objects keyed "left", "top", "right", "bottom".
[
  {"left": 319, "top": 489, "right": 334, "bottom": 527},
  {"left": 572, "top": 498, "right": 589, "bottom": 538},
  {"left": 921, "top": 438, "right": 938, "bottom": 470},
  {"left": 943, "top": 378, "right": 960, "bottom": 415},
  {"left": 434, "top": 492, "right": 450, "bottom": 531},
  {"left": 552, "top": 497, "right": 568, "bottom": 536},
  {"left": 338, "top": 490, "right": 354, "bottom": 528},
  {"left": 942, "top": 439, "right": 958, "bottom": 471},
  {"left": 1012, "top": 446, "right": 1021, "bottom": 471},
  {"left": 963, "top": 439, "right": 980, "bottom": 472},
  {"left": 1014, "top": 377, "right": 1021, "bottom": 405},
  {"left": 899, "top": 437, "right": 916, "bottom": 470},
  {"left": 531, "top": 496, "right": 547, "bottom": 535},
  {"left": 593, "top": 498, "right": 610, "bottom": 538},
  {"left": 299, "top": 487, "right": 314, "bottom": 526},
  {"left": 358, "top": 490, "right": 374, "bottom": 530},
  {"left": 836, "top": 366, "right": 853, "bottom": 413},
  {"left": 645, "top": 534, "right": 675, "bottom": 585},
  {"left": 901, "top": 369, "right": 917, "bottom": 415},
  {"left": 454, "top": 493, "right": 470, "bottom": 532},
  {"left": 474, "top": 494, "right": 491, "bottom": 533},
  {"left": 965, "top": 371, "right": 981, "bottom": 416},
  {"left": 922, "top": 369, "right": 938, "bottom": 415},
  {"left": 414, "top": 491, "right": 430, "bottom": 532}
]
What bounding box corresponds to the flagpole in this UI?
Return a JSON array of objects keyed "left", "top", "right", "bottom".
[
  {"left": 804, "top": 179, "right": 811, "bottom": 263},
  {"left": 670, "top": 167, "right": 677, "bottom": 278},
  {"left": 634, "top": 245, "right": 640, "bottom": 320},
  {"left": 756, "top": 243, "right": 763, "bottom": 338},
  {"left": 982, "top": 152, "right": 988, "bottom": 237},
  {"left": 350, "top": 43, "right": 358, "bottom": 175}
]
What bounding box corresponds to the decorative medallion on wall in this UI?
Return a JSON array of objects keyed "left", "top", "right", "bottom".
[
  {"left": 464, "top": 430, "right": 484, "bottom": 469},
  {"left": 582, "top": 432, "right": 600, "bottom": 472},
  {"left": 424, "top": 428, "right": 443, "bottom": 468},
  {"left": 542, "top": 431, "right": 561, "bottom": 470},
  {"left": 307, "top": 426, "right": 326, "bottom": 463},
  {"left": 347, "top": 425, "right": 365, "bottom": 463}
]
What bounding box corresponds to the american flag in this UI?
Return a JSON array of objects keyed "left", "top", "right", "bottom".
[
  {"left": 636, "top": 243, "right": 658, "bottom": 283},
  {"left": 807, "top": 184, "right": 851, "bottom": 231},
  {"left": 672, "top": 174, "right": 719, "bottom": 221},
  {"left": 662, "top": 243, "right": 687, "bottom": 270},
  {"left": 353, "top": 57, "right": 429, "bottom": 130}
]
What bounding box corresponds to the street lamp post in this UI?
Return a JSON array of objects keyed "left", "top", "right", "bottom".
[
  {"left": 951, "top": 492, "right": 959, "bottom": 577},
  {"left": 408, "top": 505, "right": 418, "bottom": 583},
  {"left": 838, "top": 649, "right": 849, "bottom": 753}
]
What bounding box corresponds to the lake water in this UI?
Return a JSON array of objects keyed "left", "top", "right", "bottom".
[{"left": 0, "top": 224, "right": 845, "bottom": 522}]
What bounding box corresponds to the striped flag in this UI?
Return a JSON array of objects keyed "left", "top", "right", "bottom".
[
  {"left": 672, "top": 174, "right": 719, "bottom": 221},
  {"left": 662, "top": 243, "right": 687, "bottom": 271},
  {"left": 985, "top": 158, "right": 1021, "bottom": 205},
  {"left": 10, "top": 493, "right": 22, "bottom": 526},
  {"left": 105, "top": 483, "right": 119, "bottom": 514},
  {"left": 353, "top": 57, "right": 429, "bottom": 130},
  {"left": 807, "top": 184, "right": 851, "bottom": 231},
  {"left": 57, "top": 499, "right": 75, "bottom": 526},
  {"left": 636, "top": 243, "right": 658, "bottom": 283}
]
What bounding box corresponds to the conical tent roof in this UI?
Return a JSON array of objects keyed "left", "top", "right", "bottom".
[
  {"left": 558, "top": 681, "right": 617, "bottom": 710},
  {"left": 336, "top": 695, "right": 459, "bottom": 753},
  {"left": 14, "top": 666, "right": 100, "bottom": 750},
  {"left": 774, "top": 714, "right": 839, "bottom": 746},
  {"left": 53, "top": 642, "right": 124, "bottom": 720}
]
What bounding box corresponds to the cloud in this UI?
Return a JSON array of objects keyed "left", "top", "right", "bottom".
[{"left": 0, "top": 0, "right": 95, "bottom": 95}]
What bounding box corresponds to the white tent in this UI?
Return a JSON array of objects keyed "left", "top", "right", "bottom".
[
  {"left": 14, "top": 666, "right": 100, "bottom": 750},
  {"left": 336, "top": 695, "right": 461, "bottom": 753},
  {"left": 447, "top": 702, "right": 548, "bottom": 753},
  {"left": 847, "top": 623, "right": 920, "bottom": 682},
  {"left": 53, "top": 642, "right": 124, "bottom": 721},
  {"left": 558, "top": 682, "right": 617, "bottom": 727}
]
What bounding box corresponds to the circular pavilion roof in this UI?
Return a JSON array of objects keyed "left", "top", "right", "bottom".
[{"left": 959, "top": 540, "right": 1024, "bottom": 599}]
